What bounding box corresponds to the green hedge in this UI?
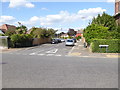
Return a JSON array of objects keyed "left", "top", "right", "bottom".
[
  {"left": 10, "top": 34, "right": 33, "bottom": 48},
  {"left": 91, "top": 39, "right": 120, "bottom": 53}
]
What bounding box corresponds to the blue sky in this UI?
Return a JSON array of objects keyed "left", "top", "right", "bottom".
[{"left": 0, "top": 1, "right": 115, "bottom": 33}]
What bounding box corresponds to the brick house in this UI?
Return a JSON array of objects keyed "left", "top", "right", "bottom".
[
  {"left": 114, "top": 0, "right": 120, "bottom": 25},
  {"left": 75, "top": 30, "right": 83, "bottom": 37},
  {"left": 0, "top": 24, "right": 16, "bottom": 33}
]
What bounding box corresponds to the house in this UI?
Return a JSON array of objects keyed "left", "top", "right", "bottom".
[
  {"left": 61, "top": 33, "right": 69, "bottom": 38},
  {"left": 75, "top": 30, "right": 83, "bottom": 37},
  {"left": 114, "top": 0, "right": 120, "bottom": 25},
  {"left": 0, "top": 24, "right": 16, "bottom": 33},
  {"left": 67, "top": 28, "right": 76, "bottom": 37}
]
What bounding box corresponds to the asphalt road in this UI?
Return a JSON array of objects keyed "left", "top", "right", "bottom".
[
  {"left": 1, "top": 42, "right": 118, "bottom": 88},
  {"left": 5, "top": 42, "right": 73, "bottom": 57}
]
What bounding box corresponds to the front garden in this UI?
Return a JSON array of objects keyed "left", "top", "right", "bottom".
[{"left": 83, "top": 12, "right": 120, "bottom": 53}]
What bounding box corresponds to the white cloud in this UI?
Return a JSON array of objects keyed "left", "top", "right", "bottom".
[
  {"left": 25, "top": 3, "right": 34, "bottom": 8},
  {"left": 41, "top": 8, "right": 49, "bottom": 11},
  {"left": 0, "top": 16, "right": 15, "bottom": 24},
  {"left": 39, "top": 7, "right": 106, "bottom": 26},
  {"left": 1, "top": 0, "right": 9, "bottom": 2},
  {"left": 106, "top": 0, "right": 115, "bottom": 2},
  {"left": 30, "top": 16, "right": 40, "bottom": 22},
  {"left": 78, "top": 7, "right": 106, "bottom": 19},
  {"left": 5, "top": 7, "right": 106, "bottom": 29},
  {"left": 8, "top": 0, "right": 35, "bottom": 8}
]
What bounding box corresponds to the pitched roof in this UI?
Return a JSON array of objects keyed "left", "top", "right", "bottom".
[{"left": 0, "top": 24, "right": 16, "bottom": 33}]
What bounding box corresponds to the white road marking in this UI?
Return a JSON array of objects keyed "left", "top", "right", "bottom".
[
  {"left": 38, "top": 54, "right": 45, "bottom": 56},
  {"left": 68, "top": 46, "right": 75, "bottom": 55},
  {"left": 46, "top": 54, "right": 54, "bottom": 56},
  {"left": 55, "top": 54, "right": 62, "bottom": 56},
  {"left": 29, "top": 53, "right": 36, "bottom": 55},
  {"left": 46, "top": 49, "right": 58, "bottom": 54}
]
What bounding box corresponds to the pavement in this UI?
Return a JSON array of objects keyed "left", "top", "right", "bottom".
[{"left": 68, "top": 40, "right": 119, "bottom": 58}]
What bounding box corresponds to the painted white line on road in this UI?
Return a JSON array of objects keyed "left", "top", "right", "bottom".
[
  {"left": 38, "top": 54, "right": 45, "bottom": 56},
  {"left": 55, "top": 54, "right": 62, "bottom": 56},
  {"left": 68, "top": 46, "right": 75, "bottom": 55},
  {"left": 46, "top": 54, "right": 54, "bottom": 56},
  {"left": 46, "top": 49, "right": 58, "bottom": 54},
  {"left": 29, "top": 53, "right": 36, "bottom": 55}
]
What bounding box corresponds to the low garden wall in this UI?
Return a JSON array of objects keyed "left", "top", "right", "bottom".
[{"left": 0, "top": 36, "right": 8, "bottom": 49}]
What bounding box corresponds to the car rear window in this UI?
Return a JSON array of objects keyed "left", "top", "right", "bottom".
[{"left": 67, "top": 40, "right": 73, "bottom": 42}]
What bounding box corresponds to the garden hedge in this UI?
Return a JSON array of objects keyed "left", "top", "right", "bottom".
[
  {"left": 10, "top": 34, "right": 33, "bottom": 48},
  {"left": 91, "top": 39, "right": 120, "bottom": 53}
]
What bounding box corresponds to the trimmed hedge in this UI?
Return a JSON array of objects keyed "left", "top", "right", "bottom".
[{"left": 91, "top": 39, "right": 120, "bottom": 53}]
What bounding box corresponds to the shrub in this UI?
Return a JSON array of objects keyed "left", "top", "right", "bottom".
[
  {"left": 91, "top": 39, "right": 120, "bottom": 53},
  {"left": 10, "top": 34, "right": 33, "bottom": 47},
  {"left": 84, "top": 24, "right": 110, "bottom": 45},
  {"left": 76, "top": 36, "right": 81, "bottom": 40}
]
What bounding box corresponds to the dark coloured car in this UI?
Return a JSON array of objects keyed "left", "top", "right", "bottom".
[
  {"left": 51, "top": 39, "right": 58, "bottom": 44},
  {"left": 57, "top": 39, "right": 62, "bottom": 43},
  {"left": 73, "top": 38, "right": 77, "bottom": 43}
]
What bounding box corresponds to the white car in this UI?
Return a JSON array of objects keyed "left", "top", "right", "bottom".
[
  {"left": 65, "top": 39, "right": 74, "bottom": 46},
  {"left": 60, "top": 39, "right": 65, "bottom": 42}
]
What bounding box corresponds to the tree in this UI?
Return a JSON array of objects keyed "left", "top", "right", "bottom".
[
  {"left": 30, "top": 27, "right": 56, "bottom": 38},
  {"left": 47, "top": 28, "right": 56, "bottom": 38},
  {"left": 5, "top": 29, "right": 16, "bottom": 36},
  {"left": 84, "top": 24, "right": 110, "bottom": 44},
  {"left": 67, "top": 28, "right": 76, "bottom": 36},
  {"left": 16, "top": 22, "right": 27, "bottom": 34},
  {"left": 92, "top": 12, "right": 117, "bottom": 31}
]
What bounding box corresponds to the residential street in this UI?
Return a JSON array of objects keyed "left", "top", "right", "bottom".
[{"left": 1, "top": 41, "right": 118, "bottom": 88}]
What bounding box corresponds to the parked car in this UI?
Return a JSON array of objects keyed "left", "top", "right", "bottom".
[
  {"left": 56, "top": 38, "right": 62, "bottom": 43},
  {"left": 65, "top": 39, "right": 74, "bottom": 46},
  {"left": 60, "top": 39, "right": 65, "bottom": 42},
  {"left": 51, "top": 39, "right": 58, "bottom": 44},
  {"left": 73, "top": 38, "right": 77, "bottom": 43}
]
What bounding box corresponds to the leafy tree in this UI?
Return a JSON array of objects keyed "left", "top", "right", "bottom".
[
  {"left": 15, "top": 22, "right": 27, "bottom": 34},
  {"left": 5, "top": 29, "right": 16, "bottom": 36},
  {"left": 84, "top": 12, "right": 120, "bottom": 45},
  {"left": 84, "top": 24, "right": 110, "bottom": 44},
  {"left": 0, "top": 33, "right": 5, "bottom": 36},
  {"left": 16, "top": 25, "right": 27, "bottom": 34},
  {"left": 10, "top": 34, "right": 33, "bottom": 47},
  {"left": 30, "top": 27, "right": 56, "bottom": 38},
  {"left": 47, "top": 28, "right": 56, "bottom": 37},
  {"left": 92, "top": 12, "right": 117, "bottom": 31}
]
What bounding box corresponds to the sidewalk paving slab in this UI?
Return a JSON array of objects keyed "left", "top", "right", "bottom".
[{"left": 68, "top": 40, "right": 119, "bottom": 58}]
